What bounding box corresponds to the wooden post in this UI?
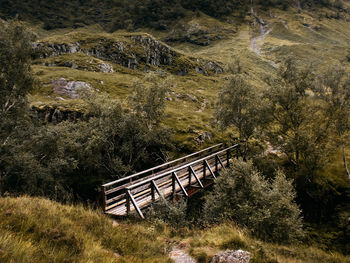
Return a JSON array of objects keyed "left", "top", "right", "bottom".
[
  {"left": 126, "top": 189, "right": 130, "bottom": 215},
  {"left": 152, "top": 180, "right": 164, "bottom": 201},
  {"left": 217, "top": 155, "right": 224, "bottom": 168},
  {"left": 204, "top": 160, "right": 216, "bottom": 179},
  {"left": 127, "top": 190, "right": 145, "bottom": 219},
  {"left": 151, "top": 182, "right": 155, "bottom": 202},
  {"left": 226, "top": 149, "right": 230, "bottom": 167},
  {"left": 189, "top": 166, "right": 204, "bottom": 188},
  {"left": 215, "top": 155, "right": 218, "bottom": 172},
  {"left": 172, "top": 173, "right": 176, "bottom": 200},
  {"left": 203, "top": 160, "right": 206, "bottom": 180},
  {"left": 103, "top": 186, "right": 107, "bottom": 212},
  {"left": 188, "top": 166, "right": 192, "bottom": 187},
  {"left": 173, "top": 172, "right": 188, "bottom": 197}
]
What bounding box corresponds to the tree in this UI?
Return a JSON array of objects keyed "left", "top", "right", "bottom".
[
  {"left": 215, "top": 74, "right": 263, "bottom": 158},
  {"left": 0, "top": 20, "right": 35, "bottom": 145},
  {"left": 263, "top": 58, "right": 330, "bottom": 176},
  {"left": 313, "top": 64, "right": 350, "bottom": 180},
  {"left": 203, "top": 159, "right": 304, "bottom": 243},
  {"left": 129, "top": 72, "right": 170, "bottom": 129}
]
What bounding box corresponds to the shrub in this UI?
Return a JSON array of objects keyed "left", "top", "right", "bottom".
[
  {"left": 146, "top": 199, "right": 189, "bottom": 228},
  {"left": 203, "top": 159, "right": 304, "bottom": 244}
]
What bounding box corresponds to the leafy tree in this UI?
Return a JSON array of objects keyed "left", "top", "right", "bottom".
[
  {"left": 0, "top": 22, "right": 53, "bottom": 198},
  {"left": 0, "top": 20, "right": 35, "bottom": 145},
  {"left": 313, "top": 64, "right": 350, "bottom": 180},
  {"left": 129, "top": 72, "right": 170, "bottom": 129},
  {"left": 26, "top": 85, "right": 173, "bottom": 201},
  {"left": 215, "top": 74, "right": 264, "bottom": 158},
  {"left": 203, "top": 159, "right": 304, "bottom": 243},
  {"left": 263, "top": 58, "right": 330, "bottom": 176}
]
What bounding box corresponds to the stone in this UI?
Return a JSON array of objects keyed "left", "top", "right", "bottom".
[
  {"left": 98, "top": 63, "right": 114, "bottom": 73},
  {"left": 195, "top": 131, "right": 213, "bottom": 144},
  {"left": 210, "top": 250, "right": 251, "bottom": 263},
  {"left": 52, "top": 78, "right": 92, "bottom": 99}
]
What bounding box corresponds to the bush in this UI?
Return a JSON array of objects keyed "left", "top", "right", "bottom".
[
  {"left": 203, "top": 159, "right": 304, "bottom": 244},
  {"left": 146, "top": 199, "right": 189, "bottom": 228}
]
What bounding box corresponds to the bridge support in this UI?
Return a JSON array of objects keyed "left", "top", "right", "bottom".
[
  {"left": 126, "top": 190, "right": 145, "bottom": 219},
  {"left": 189, "top": 166, "right": 204, "bottom": 188}
]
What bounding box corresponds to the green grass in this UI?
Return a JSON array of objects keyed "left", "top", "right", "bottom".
[{"left": 1, "top": 196, "right": 348, "bottom": 263}]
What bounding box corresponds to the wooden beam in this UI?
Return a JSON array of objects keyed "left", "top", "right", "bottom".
[
  {"left": 189, "top": 166, "right": 204, "bottom": 188},
  {"left": 126, "top": 190, "right": 130, "bottom": 215},
  {"left": 188, "top": 166, "right": 192, "bottom": 187},
  {"left": 204, "top": 160, "right": 216, "bottom": 179},
  {"left": 151, "top": 182, "right": 155, "bottom": 202},
  {"left": 173, "top": 172, "right": 188, "bottom": 197},
  {"left": 151, "top": 180, "right": 165, "bottom": 201},
  {"left": 216, "top": 155, "right": 224, "bottom": 169},
  {"left": 226, "top": 149, "right": 230, "bottom": 167},
  {"left": 127, "top": 190, "right": 145, "bottom": 219}
]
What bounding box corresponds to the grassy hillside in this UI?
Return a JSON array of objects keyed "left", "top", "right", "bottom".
[
  {"left": 24, "top": 5, "right": 350, "bottom": 150},
  {"left": 0, "top": 196, "right": 349, "bottom": 263}
]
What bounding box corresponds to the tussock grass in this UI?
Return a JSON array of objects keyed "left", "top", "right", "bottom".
[
  {"left": 0, "top": 196, "right": 171, "bottom": 263},
  {"left": 1, "top": 197, "right": 349, "bottom": 263}
]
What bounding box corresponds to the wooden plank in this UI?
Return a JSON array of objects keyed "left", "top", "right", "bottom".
[
  {"left": 189, "top": 166, "right": 204, "bottom": 188},
  {"left": 173, "top": 172, "right": 188, "bottom": 197},
  {"left": 127, "top": 190, "right": 145, "bottom": 219}
]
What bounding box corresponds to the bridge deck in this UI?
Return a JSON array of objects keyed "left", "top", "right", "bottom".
[{"left": 102, "top": 144, "right": 239, "bottom": 219}]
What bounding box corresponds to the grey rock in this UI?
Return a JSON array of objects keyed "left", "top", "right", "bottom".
[
  {"left": 205, "top": 61, "right": 224, "bottom": 74},
  {"left": 196, "top": 131, "right": 213, "bottom": 144},
  {"left": 195, "top": 66, "right": 208, "bottom": 75},
  {"left": 52, "top": 78, "right": 92, "bottom": 99},
  {"left": 98, "top": 63, "right": 114, "bottom": 73},
  {"left": 210, "top": 250, "right": 250, "bottom": 263}
]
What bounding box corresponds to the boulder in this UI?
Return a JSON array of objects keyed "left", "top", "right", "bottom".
[
  {"left": 210, "top": 250, "right": 251, "bottom": 263},
  {"left": 52, "top": 78, "right": 92, "bottom": 99},
  {"left": 98, "top": 62, "right": 114, "bottom": 73}
]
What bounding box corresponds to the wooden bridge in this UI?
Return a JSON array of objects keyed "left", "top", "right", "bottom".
[{"left": 102, "top": 143, "right": 239, "bottom": 219}]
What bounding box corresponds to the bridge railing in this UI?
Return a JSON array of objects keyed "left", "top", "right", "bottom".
[
  {"left": 102, "top": 143, "right": 224, "bottom": 212},
  {"left": 103, "top": 144, "right": 239, "bottom": 218}
]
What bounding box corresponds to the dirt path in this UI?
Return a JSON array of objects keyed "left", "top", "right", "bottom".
[{"left": 170, "top": 246, "right": 196, "bottom": 263}]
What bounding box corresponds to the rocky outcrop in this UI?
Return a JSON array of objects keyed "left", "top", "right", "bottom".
[
  {"left": 165, "top": 21, "right": 233, "bottom": 46},
  {"left": 33, "top": 42, "right": 81, "bottom": 58},
  {"left": 32, "top": 105, "right": 84, "bottom": 124},
  {"left": 52, "top": 78, "right": 92, "bottom": 99},
  {"left": 210, "top": 250, "right": 251, "bottom": 263},
  {"left": 32, "top": 34, "right": 223, "bottom": 76}
]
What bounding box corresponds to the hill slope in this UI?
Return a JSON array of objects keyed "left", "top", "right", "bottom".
[{"left": 1, "top": 196, "right": 349, "bottom": 263}]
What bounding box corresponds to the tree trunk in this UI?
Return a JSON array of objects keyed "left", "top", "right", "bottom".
[{"left": 341, "top": 145, "right": 350, "bottom": 181}]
